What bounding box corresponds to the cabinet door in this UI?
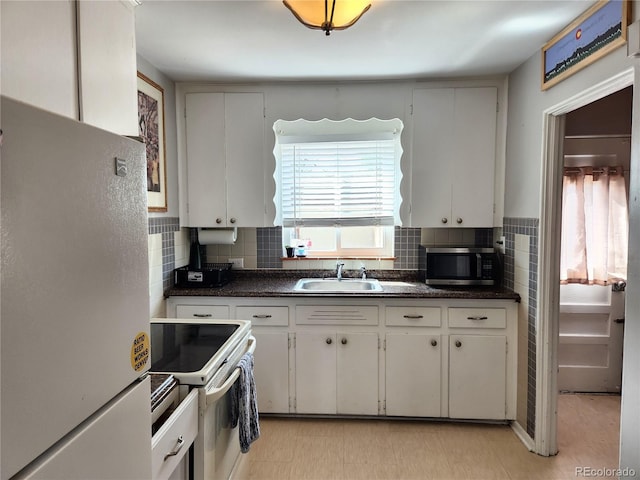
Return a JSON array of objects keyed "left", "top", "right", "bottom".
[
  {"left": 411, "top": 87, "right": 497, "bottom": 228},
  {"left": 411, "top": 88, "right": 454, "bottom": 226},
  {"left": 449, "top": 335, "right": 506, "bottom": 420},
  {"left": 386, "top": 334, "right": 441, "bottom": 417},
  {"left": 185, "top": 93, "right": 226, "bottom": 226},
  {"left": 252, "top": 331, "right": 290, "bottom": 413},
  {"left": 225, "top": 93, "right": 265, "bottom": 227},
  {"left": 451, "top": 87, "right": 497, "bottom": 227},
  {"left": 336, "top": 333, "right": 379, "bottom": 415},
  {"left": 295, "top": 333, "right": 337, "bottom": 414},
  {"left": 77, "top": 0, "right": 138, "bottom": 135}
]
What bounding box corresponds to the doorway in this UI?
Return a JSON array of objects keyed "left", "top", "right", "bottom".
[
  {"left": 558, "top": 87, "right": 631, "bottom": 394},
  {"left": 536, "top": 68, "right": 633, "bottom": 457}
]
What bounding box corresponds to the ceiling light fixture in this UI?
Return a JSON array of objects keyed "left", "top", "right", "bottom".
[{"left": 283, "top": 0, "right": 371, "bottom": 36}]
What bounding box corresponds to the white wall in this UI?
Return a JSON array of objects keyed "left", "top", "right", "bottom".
[
  {"left": 505, "top": 8, "right": 640, "bottom": 470},
  {"left": 176, "top": 77, "right": 509, "bottom": 227},
  {"left": 506, "top": 24, "right": 639, "bottom": 218}
]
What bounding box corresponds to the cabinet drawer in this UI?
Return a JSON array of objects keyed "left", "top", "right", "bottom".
[
  {"left": 296, "top": 305, "right": 378, "bottom": 325},
  {"left": 151, "top": 388, "right": 198, "bottom": 480},
  {"left": 385, "top": 306, "right": 441, "bottom": 327},
  {"left": 236, "top": 306, "right": 289, "bottom": 326},
  {"left": 448, "top": 308, "right": 506, "bottom": 329},
  {"left": 175, "top": 304, "right": 230, "bottom": 319}
]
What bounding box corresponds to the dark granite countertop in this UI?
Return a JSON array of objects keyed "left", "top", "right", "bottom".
[{"left": 166, "top": 269, "right": 520, "bottom": 302}]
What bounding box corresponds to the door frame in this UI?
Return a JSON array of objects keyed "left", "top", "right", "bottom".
[{"left": 537, "top": 68, "right": 634, "bottom": 456}]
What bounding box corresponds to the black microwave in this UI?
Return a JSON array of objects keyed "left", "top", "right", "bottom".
[{"left": 418, "top": 246, "right": 501, "bottom": 286}]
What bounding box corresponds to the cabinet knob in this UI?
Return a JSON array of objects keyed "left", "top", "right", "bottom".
[
  {"left": 215, "top": 218, "right": 222, "bottom": 224},
  {"left": 341, "top": 338, "right": 348, "bottom": 345},
  {"left": 326, "top": 338, "right": 333, "bottom": 345},
  {"left": 441, "top": 217, "right": 448, "bottom": 224},
  {"left": 431, "top": 339, "right": 438, "bottom": 347},
  {"left": 230, "top": 217, "right": 237, "bottom": 224},
  {"left": 455, "top": 340, "right": 462, "bottom": 348},
  {"left": 456, "top": 217, "right": 463, "bottom": 224}
]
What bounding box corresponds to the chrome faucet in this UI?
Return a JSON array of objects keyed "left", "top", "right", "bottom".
[
  {"left": 360, "top": 265, "right": 367, "bottom": 280},
  {"left": 336, "top": 262, "right": 345, "bottom": 280}
]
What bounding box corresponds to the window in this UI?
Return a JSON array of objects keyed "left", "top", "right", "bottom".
[
  {"left": 273, "top": 118, "right": 404, "bottom": 257},
  {"left": 560, "top": 166, "right": 628, "bottom": 285}
]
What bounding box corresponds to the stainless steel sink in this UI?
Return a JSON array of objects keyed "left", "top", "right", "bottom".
[{"left": 293, "top": 278, "right": 383, "bottom": 293}]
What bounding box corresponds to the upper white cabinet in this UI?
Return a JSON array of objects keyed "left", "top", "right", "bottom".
[
  {"left": 411, "top": 87, "right": 497, "bottom": 227},
  {"left": 184, "top": 92, "right": 265, "bottom": 227},
  {"left": 1, "top": 0, "right": 138, "bottom": 135},
  {"left": 77, "top": 0, "right": 138, "bottom": 136}
]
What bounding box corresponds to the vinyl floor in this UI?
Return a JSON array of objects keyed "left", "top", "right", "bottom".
[{"left": 246, "top": 393, "right": 621, "bottom": 480}]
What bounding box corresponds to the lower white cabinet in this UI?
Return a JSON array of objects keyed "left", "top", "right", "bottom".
[
  {"left": 295, "top": 332, "right": 379, "bottom": 415},
  {"left": 166, "top": 296, "right": 517, "bottom": 421},
  {"left": 449, "top": 334, "right": 507, "bottom": 420},
  {"left": 252, "top": 331, "right": 290, "bottom": 413},
  {"left": 385, "top": 334, "right": 441, "bottom": 417}
]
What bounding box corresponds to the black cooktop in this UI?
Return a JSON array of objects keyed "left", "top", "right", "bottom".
[{"left": 150, "top": 323, "right": 239, "bottom": 373}]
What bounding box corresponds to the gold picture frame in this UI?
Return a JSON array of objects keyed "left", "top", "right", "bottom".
[
  {"left": 541, "top": 0, "right": 631, "bottom": 90},
  {"left": 137, "top": 72, "right": 168, "bottom": 212}
]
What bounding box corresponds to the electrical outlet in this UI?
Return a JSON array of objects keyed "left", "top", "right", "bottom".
[
  {"left": 228, "top": 258, "right": 244, "bottom": 269},
  {"left": 497, "top": 236, "right": 506, "bottom": 254}
]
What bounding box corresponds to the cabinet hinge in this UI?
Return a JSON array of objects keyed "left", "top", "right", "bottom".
[
  {"left": 263, "top": 106, "right": 266, "bottom": 118},
  {"left": 288, "top": 337, "right": 291, "bottom": 349},
  {"left": 410, "top": 104, "right": 414, "bottom": 115},
  {"left": 496, "top": 101, "right": 499, "bottom": 113},
  {"left": 383, "top": 400, "right": 386, "bottom": 413},
  {"left": 382, "top": 339, "right": 386, "bottom": 351}
]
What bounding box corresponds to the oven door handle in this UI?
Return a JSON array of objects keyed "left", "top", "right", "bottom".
[{"left": 205, "top": 336, "right": 256, "bottom": 406}]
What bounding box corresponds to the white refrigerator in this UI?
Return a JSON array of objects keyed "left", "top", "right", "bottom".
[{"left": 1, "top": 96, "right": 153, "bottom": 479}]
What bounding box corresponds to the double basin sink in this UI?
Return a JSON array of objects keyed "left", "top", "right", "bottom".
[{"left": 293, "top": 278, "right": 383, "bottom": 293}]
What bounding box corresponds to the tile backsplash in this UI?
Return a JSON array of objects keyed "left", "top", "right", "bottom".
[{"left": 201, "top": 226, "right": 498, "bottom": 270}]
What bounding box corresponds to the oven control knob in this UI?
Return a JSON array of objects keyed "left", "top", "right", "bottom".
[{"left": 326, "top": 338, "right": 332, "bottom": 345}]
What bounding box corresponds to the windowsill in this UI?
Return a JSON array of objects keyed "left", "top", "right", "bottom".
[{"left": 282, "top": 256, "right": 396, "bottom": 261}]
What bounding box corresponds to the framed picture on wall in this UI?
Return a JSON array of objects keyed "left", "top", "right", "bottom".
[
  {"left": 541, "top": 0, "right": 631, "bottom": 90},
  {"left": 137, "top": 72, "right": 168, "bottom": 212}
]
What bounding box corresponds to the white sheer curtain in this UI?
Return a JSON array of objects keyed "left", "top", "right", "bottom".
[{"left": 560, "top": 166, "right": 628, "bottom": 285}]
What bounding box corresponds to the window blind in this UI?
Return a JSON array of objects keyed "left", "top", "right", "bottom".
[{"left": 280, "top": 139, "right": 397, "bottom": 227}]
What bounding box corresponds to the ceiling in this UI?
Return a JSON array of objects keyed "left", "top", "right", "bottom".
[{"left": 135, "top": 0, "right": 597, "bottom": 83}]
